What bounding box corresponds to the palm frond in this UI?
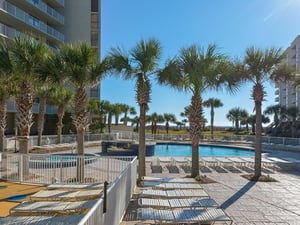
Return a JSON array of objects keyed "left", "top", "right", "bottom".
[
  {"left": 131, "top": 38, "right": 162, "bottom": 74},
  {"left": 107, "top": 46, "right": 132, "bottom": 79}
]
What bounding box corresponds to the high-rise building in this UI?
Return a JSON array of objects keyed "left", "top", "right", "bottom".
[
  {"left": 0, "top": 0, "right": 101, "bottom": 134},
  {"left": 275, "top": 35, "right": 300, "bottom": 110}
]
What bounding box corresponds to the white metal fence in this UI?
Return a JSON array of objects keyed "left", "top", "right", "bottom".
[
  {"left": 4, "top": 132, "right": 300, "bottom": 153},
  {"left": 0, "top": 153, "right": 136, "bottom": 185},
  {"left": 78, "top": 157, "right": 137, "bottom": 225},
  {"left": 148, "top": 133, "right": 300, "bottom": 147}
]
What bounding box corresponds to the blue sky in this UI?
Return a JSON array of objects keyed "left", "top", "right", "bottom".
[{"left": 100, "top": 0, "right": 300, "bottom": 126}]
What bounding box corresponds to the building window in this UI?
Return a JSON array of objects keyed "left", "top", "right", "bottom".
[
  {"left": 91, "top": 0, "right": 98, "bottom": 12},
  {"left": 90, "top": 86, "right": 100, "bottom": 99},
  {"left": 29, "top": 15, "right": 40, "bottom": 27}
]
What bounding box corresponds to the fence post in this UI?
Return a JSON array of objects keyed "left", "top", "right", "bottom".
[
  {"left": 106, "top": 158, "right": 109, "bottom": 182},
  {"left": 103, "top": 181, "right": 108, "bottom": 213},
  {"left": 19, "top": 154, "right": 23, "bottom": 182}
]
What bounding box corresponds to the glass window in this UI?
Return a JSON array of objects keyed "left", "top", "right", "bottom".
[{"left": 91, "top": 0, "right": 98, "bottom": 12}]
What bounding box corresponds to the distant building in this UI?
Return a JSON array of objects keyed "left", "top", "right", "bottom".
[
  {"left": 275, "top": 35, "right": 300, "bottom": 110},
  {"left": 0, "top": 0, "right": 101, "bottom": 134}
]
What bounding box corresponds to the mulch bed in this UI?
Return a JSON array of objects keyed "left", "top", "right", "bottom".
[{"left": 241, "top": 174, "right": 278, "bottom": 182}]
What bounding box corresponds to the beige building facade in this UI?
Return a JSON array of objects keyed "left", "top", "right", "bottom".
[
  {"left": 0, "top": 0, "right": 101, "bottom": 134},
  {"left": 275, "top": 35, "right": 300, "bottom": 110}
]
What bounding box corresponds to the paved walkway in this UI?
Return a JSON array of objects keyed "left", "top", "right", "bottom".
[{"left": 122, "top": 158, "right": 300, "bottom": 224}]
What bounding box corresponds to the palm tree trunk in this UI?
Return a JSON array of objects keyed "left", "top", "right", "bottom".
[
  {"left": 108, "top": 115, "right": 112, "bottom": 133},
  {"left": 254, "top": 101, "right": 262, "bottom": 178},
  {"left": 138, "top": 104, "right": 146, "bottom": 181},
  {"left": 124, "top": 113, "right": 128, "bottom": 126},
  {"left": 235, "top": 119, "right": 239, "bottom": 132},
  {"left": 115, "top": 115, "right": 119, "bottom": 125},
  {"left": 72, "top": 87, "right": 88, "bottom": 183},
  {"left": 189, "top": 93, "right": 202, "bottom": 178},
  {"left": 56, "top": 105, "right": 64, "bottom": 144},
  {"left": 0, "top": 98, "right": 6, "bottom": 152},
  {"left": 253, "top": 83, "right": 263, "bottom": 179},
  {"left": 37, "top": 96, "right": 46, "bottom": 146},
  {"left": 166, "top": 122, "right": 169, "bottom": 134},
  {"left": 77, "top": 128, "right": 85, "bottom": 182},
  {"left": 16, "top": 80, "right": 33, "bottom": 155},
  {"left": 210, "top": 108, "right": 214, "bottom": 139}
]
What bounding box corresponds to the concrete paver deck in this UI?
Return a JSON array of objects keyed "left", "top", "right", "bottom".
[{"left": 122, "top": 158, "right": 300, "bottom": 225}]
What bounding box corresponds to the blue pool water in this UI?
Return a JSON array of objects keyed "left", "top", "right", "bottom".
[{"left": 154, "top": 143, "right": 254, "bottom": 156}]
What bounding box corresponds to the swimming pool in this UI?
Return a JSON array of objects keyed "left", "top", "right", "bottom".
[{"left": 154, "top": 143, "right": 254, "bottom": 156}]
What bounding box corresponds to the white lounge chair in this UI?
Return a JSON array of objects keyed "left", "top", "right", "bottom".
[
  {"left": 281, "top": 157, "right": 300, "bottom": 163},
  {"left": 239, "top": 157, "right": 255, "bottom": 166},
  {"left": 138, "top": 207, "right": 233, "bottom": 224},
  {"left": 10, "top": 200, "right": 96, "bottom": 216},
  {"left": 142, "top": 176, "right": 197, "bottom": 183},
  {"left": 139, "top": 197, "right": 218, "bottom": 209},
  {"left": 215, "top": 157, "right": 233, "bottom": 165},
  {"left": 0, "top": 214, "right": 85, "bottom": 225},
  {"left": 142, "top": 182, "right": 203, "bottom": 190},
  {"left": 268, "top": 157, "right": 290, "bottom": 164},
  {"left": 226, "top": 157, "right": 247, "bottom": 166},
  {"left": 140, "top": 189, "right": 209, "bottom": 198},
  {"left": 168, "top": 197, "right": 218, "bottom": 208},
  {"left": 139, "top": 198, "right": 170, "bottom": 208},
  {"left": 200, "top": 157, "right": 218, "bottom": 166}
]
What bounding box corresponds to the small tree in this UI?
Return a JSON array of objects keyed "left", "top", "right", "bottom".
[
  {"left": 163, "top": 113, "right": 176, "bottom": 134},
  {"left": 203, "top": 98, "right": 223, "bottom": 139}
]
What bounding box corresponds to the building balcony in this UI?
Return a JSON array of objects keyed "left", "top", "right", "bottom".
[
  {"left": 6, "top": 99, "right": 57, "bottom": 114},
  {"left": 0, "top": 22, "right": 21, "bottom": 39},
  {"left": 275, "top": 89, "right": 279, "bottom": 95},
  {"left": 44, "top": 0, "right": 64, "bottom": 8},
  {"left": 26, "top": 0, "right": 64, "bottom": 24},
  {"left": 1, "top": 1, "right": 64, "bottom": 43},
  {"left": 275, "top": 97, "right": 279, "bottom": 102}
]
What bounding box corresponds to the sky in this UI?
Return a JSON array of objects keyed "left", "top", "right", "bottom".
[{"left": 100, "top": 0, "right": 300, "bottom": 127}]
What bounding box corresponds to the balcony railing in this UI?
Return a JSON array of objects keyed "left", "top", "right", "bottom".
[
  {"left": 2, "top": 1, "right": 64, "bottom": 42},
  {"left": 27, "top": 0, "right": 64, "bottom": 24},
  {"left": 6, "top": 99, "right": 56, "bottom": 114},
  {"left": 0, "top": 22, "right": 22, "bottom": 38}
]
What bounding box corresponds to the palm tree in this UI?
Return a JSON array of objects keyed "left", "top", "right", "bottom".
[
  {"left": 203, "top": 98, "right": 223, "bottom": 139},
  {"left": 59, "top": 42, "right": 107, "bottom": 182},
  {"left": 238, "top": 46, "right": 292, "bottom": 179},
  {"left": 264, "top": 104, "right": 285, "bottom": 128},
  {"left": 101, "top": 100, "right": 114, "bottom": 133},
  {"left": 10, "top": 36, "right": 49, "bottom": 156},
  {"left": 107, "top": 38, "right": 162, "bottom": 181},
  {"left": 248, "top": 114, "right": 270, "bottom": 134},
  {"left": 0, "top": 40, "right": 13, "bottom": 152},
  {"left": 285, "top": 106, "right": 300, "bottom": 138},
  {"left": 48, "top": 86, "right": 73, "bottom": 143},
  {"left": 40, "top": 50, "right": 72, "bottom": 143},
  {"left": 158, "top": 44, "right": 238, "bottom": 177},
  {"left": 163, "top": 113, "right": 176, "bottom": 134},
  {"left": 148, "top": 112, "right": 159, "bottom": 134},
  {"left": 88, "top": 99, "right": 100, "bottom": 123},
  {"left": 120, "top": 104, "right": 136, "bottom": 126},
  {"left": 35, "top": 84, "right": 52, "bottom": 146},
  {"left": 130, "top": 116, "right": 140, "bottom": 132},
  {"left": 226, "top": 107, "right": 248, "bottom": 132},
  {"left": 240, "top": 111, "right": 250, "bottom": 132},
  {"left": 112, "top": 103, "right": 123, "bottom": 126}
]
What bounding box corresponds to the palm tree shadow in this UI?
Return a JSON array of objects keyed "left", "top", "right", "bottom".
[{"left": 220, "top": 181, "right": 256, "bottom": 209}]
